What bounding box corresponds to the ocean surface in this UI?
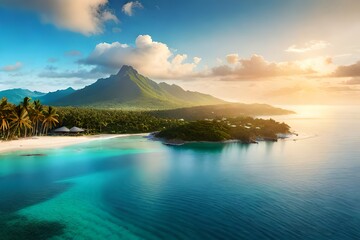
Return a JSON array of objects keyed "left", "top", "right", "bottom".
[{"left": 0, "top": 105, "right": 359, "bottom": 240}]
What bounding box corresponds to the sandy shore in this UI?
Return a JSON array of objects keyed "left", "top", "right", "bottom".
[{"left": 0, "top": 134, "right": 147, "bottom": 154}]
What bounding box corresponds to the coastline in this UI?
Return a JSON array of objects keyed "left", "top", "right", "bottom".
[
  {"left": 0, "top": 133, "right": 148, "bottom": 154},
  {"left": 154, "top": 133, "right": 301, "bottom": 146}
]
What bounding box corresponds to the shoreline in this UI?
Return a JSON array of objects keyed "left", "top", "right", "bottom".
[
  {"left": 0, "top": 133, "right": 148, "bottom": 154},
  {"left": 152, "top": 133, "right": 301, "bottom": 146}
]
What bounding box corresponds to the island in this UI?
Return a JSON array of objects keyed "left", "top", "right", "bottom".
[{"left": 154, "top": 117, "right": 291, "bottom": 145}]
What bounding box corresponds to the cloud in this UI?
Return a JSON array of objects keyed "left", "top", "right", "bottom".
[
  {"left": 343, "top": 78, "right": 360, "bottom": 85},
  {"left": 39, "top": 67, "right": 107, "bottom": 79},
  {"left": 226, "top": 54, "right": 239, "bottom": 64},
  {"left": 332, "top": 61, "right": 360, "bottom": 77},
  {"left": 211, "top": 65, "right": 233, "bottom": 76},
  {"left": 294, "top": 56, "right": 335, "bottom": 75},
  {"left": 210, "top": 54, "right": 314, "bottom": 80},
  {"left": 1, "top": 62, "right": 23, "bottom": 72},
  {"left": 216, "top": 58, "right": 224, "bottom": 65},
  {"left": 79, "top": 35, "right": 201, "bottom": 79},
  {"left": 122, "top": 1, "right": 143, "bottom": 16},
  {"left": 193, "top": 57, "right": 202, "bottom": 64},
  {"left": 286, "top": 40, "right": 330, "bottom": 53},
  {"left": 65, "top": 50, "right": 82, "bottom": 57},
  {"left": 0, "top": 0, "right": 119, "bottom": 35},
  {"left": 101, "top": 10, "right": 119, "bottom": 24},
  {"left": 322, "top": 86, "right": 360, "bottom": 92}
]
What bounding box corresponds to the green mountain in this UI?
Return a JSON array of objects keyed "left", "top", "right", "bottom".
[
  {"left": 0, "top": 88, "right": 77, "bottom": 105},
  {"left": 0, "top": 88, "right": 46, "bottom": 104},
  {"left": 53, "top": 65, "right": 225, "bottom": 109},
  {"left": 39, "top": 87, "right": 75, "bottom": 104}
]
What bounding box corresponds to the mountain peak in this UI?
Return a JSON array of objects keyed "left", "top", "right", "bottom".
[
  {"left": 117, "top": 65, "right": 138, "bottom": 76},
  {"left": 47, "top": 66, "right": 225, "bottom": 109}
]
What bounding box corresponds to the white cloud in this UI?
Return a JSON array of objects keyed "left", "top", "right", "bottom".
[
  {"left": 122, "top": 1, "right": 143, "bottom": 16},
  {"left": 79, "top": 35, "right": 201, "bottom": 79},
  {"left": 294, "top": 56, "right": 335, "bottom": 75},
  {"left": 0, "top": 0, "right": 119, "bottom": 35},
  {"left": 226, "top": 54, "right": 239, "bottom": 64},
  {"left": 193, "top": 57, "right": 202, "bottom": 65},
  {"left": 101, "top": 10, "right": 120, "bottom": 24},
  {"left": 1, "top": 62, "right": 23, "bottom": 72},
  {"left": 211, "top": 54, "right": 315, "bottom": 80},
  {"left": 286, "top": 40, "right": 330, "bottom": 53}
]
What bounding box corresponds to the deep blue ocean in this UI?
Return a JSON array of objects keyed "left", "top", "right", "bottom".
[{"left": 0, "top": 105, "right": 359, "bottom": 239}]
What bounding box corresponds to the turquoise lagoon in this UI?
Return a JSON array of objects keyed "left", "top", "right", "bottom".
[{"left": 0, "top": 106, "right": 359, "bottom": 239}]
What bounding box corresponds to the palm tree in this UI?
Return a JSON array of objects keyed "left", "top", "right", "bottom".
[
  {"left": 99, "top": 121, "right": 108, "bottom": 133},
  {"left": 20, "top": 96, "right": 32, "bottom": 112},
  {"left": 10, "top": 105, "right": 32, "bottom": 138},
  {"left": 0, "top": 98, "right": 12, "bottom": 139},
  {"left": 42, "top": 106, "right": 59, "bottom": 135},
  {"left": 32, "top": 100, "right": 44, "bottom": 136}
]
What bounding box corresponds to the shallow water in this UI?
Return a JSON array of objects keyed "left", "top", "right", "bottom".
[{"left": 0, "top": 105, "right": 359, "bottom": 239}]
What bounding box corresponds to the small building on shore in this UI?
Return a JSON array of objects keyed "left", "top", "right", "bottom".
[
  {"left": 53, "top": 126, "right": 70, "bottom": 134},
  {"left": 53, "top": 126, "right": 85, "bottom": 135},
  {"left": 69, "top": 127, "right": 85, "bottom": 134}
]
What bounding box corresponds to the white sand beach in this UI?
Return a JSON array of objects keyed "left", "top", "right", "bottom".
[{"left": 0, "top": 134, "right": 147, "bottom": 154}]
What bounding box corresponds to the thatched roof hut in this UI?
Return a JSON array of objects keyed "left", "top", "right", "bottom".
[
  {"left": 53, "top": 126, "right": 70, "bottom": 133},
  {"left": 70, "top": 127, "right": 85, "bottom": 133}
]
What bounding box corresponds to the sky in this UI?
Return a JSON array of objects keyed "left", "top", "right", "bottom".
[{"left": 0, "top": 0, "right": 360, "bottom": 105}]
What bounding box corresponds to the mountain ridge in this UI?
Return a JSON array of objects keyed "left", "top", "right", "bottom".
[
  {"left": 0, "top": 88, "right": 46, "bottom": 104},
  {"left": 51, "top": 65, "right": 225, "bottom": 109},
  {"left": 0, "top": 88, "right": 76, "bottom": 105},
  {"left": 0, "top": 66, "right": 225, "bottom": 109},
  {"left": 0, "top": 66, "right": 226, "bottom": 109},
  {"left": 39, "top": 87, "right": 75, "bottom": 103}
]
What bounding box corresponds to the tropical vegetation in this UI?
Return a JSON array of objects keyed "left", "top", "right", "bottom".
[
  {"left": 56, "top": 107, "right": 183, "bottom": 134},
  {"left": 0, "top": 97, "right": 59, "bottom": 140},
  {"left": 1, "top": 97, "right": 291, "bottom": 144},
  {"left": 155, "top": 117, "right": 291, "bottom": 143}
]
